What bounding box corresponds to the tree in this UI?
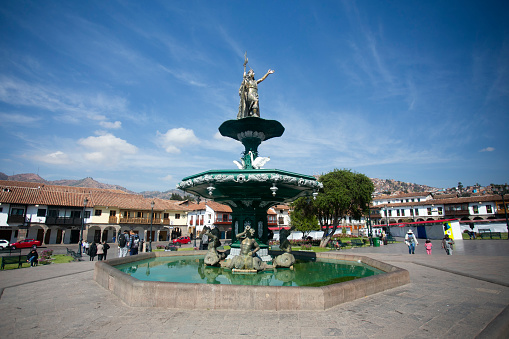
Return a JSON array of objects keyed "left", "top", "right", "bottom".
[
  {"left": 313, "top": 169, "right": 374, "bottom": 247},
  {"left": 290, "top": 198, "right": 320, "bottom": 239}
]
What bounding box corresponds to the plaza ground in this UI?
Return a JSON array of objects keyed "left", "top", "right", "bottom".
[{"left": 0, "top": 239, "right": 508, "bottom": 338}]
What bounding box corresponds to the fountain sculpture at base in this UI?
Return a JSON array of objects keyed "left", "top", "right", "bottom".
[
  {"left": 273, "top": 226, "right": 296, "bottom": 268},
  {"left": 221, "top": 225, "right": 266, "bottom": 271},
  {"left": 204, "top": 227, "right": 226, "bottom": 266}
]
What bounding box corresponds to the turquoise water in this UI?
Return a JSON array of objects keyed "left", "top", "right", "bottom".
[{"left": 115, "top": 255, "right": 384, "bottom": 287}]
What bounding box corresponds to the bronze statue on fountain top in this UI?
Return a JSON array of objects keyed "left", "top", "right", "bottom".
[{"left": 237, "top": 52, "right": 275, "bottom": 119}]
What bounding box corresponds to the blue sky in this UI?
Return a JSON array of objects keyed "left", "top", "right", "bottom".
[{"left": 1, "top": 1, "right": 508, "bottom": 192}]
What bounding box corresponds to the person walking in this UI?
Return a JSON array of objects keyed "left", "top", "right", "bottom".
[
  {"left": 424, "top": 239, "right": 433, "bottom": 255},
  {"left": 442, "top": 234, "right": 455, "bottom": 255},
  {"left": 102, "top": 241, "right": 110, "bottom": 260},
  {"left": 96, "top": 241, "right": 104, "bottom": 261},
  {"left": 89, "top": 241, "right": 97, "bottom": 261},
  {"left": 118, "top": 231, "right": 129, "bottom": 258},
  {"left": 129, "top": 233, "right": 140, "bottom": 256},
  {"left": 405, "top": 229, "right": 418, "bottom": 254}
]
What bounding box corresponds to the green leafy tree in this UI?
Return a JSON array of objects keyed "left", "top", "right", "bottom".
[
  {"left": 314, "top": 169, "right": 374, "bottom": 247},
  {"left": 290, "top": 198, "right": 320, "bottom": 239}
]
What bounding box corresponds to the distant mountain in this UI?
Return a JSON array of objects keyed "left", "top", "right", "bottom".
[
  {"left": 0, "top": 172, "right": 190, "bottom": 200},
  {"left": 0, "top": 172, "right": 134, "bottom": 194},
  {"left": 370, "top": 178, "right": 441, "bottom": 195}
]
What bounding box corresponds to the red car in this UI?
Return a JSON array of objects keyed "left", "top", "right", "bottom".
[
  {"left": 172, "top": 236, "right": 191, "bottom": 245},
  {"left": 10, "top": 239, "right": 42, "bottom": 249}
]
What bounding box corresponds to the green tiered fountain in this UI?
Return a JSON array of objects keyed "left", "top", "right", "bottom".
[{"left": 177, "top": 54, "right": 322, "bottom": 271}]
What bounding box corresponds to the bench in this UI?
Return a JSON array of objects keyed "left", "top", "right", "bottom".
[
  {"left": 350, "top": 239, "right": 365, "bottom": 247},
  {"left": 328, "top": 240, "right": 345, "bottom": 250},
  {"left": 1, "top": 254, "right": 27, "bottom": 269},
  {"left": 0, "top": 248, "right": 22, "bottom": 255},
  {"left": 478, "top": 229, "right": 502, "bottom": 239},
  {"left": 386, "top": 235, "right": 396, "bottom": 243},
  {"left": 66, "top": 248, "right": 83, "bottom": 261},
  {"left": 164, "top": 244, "right": 180, "bottom": 251}
]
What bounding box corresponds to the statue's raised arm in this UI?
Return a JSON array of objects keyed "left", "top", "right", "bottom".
[{"left": 237, "top": 53, "right": 274, "bottom": 119}]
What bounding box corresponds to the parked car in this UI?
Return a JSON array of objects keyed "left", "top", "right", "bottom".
[
  {"left": 10, "top": 239, "right": 42, "bottom": 249},
  {"left": 172, "top": 236, "right": 191, "bottom": 245},
  {"left": 0, "top": 239, "right": 10, "bottom": 249}
]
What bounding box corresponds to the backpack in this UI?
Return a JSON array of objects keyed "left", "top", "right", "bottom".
[
  {"left": 119, "top": 234, "right": 127, "bottom": 247},
  {"left": 132, "top": 237, "right": 140, "bottom": 249}
]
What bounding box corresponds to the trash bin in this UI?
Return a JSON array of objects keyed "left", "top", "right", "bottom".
[{"left": 373, "top": 237, "right": 380, "bottom": 247}]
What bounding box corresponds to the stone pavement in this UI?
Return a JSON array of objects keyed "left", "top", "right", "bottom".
[{"left": 0, "top": 239, "right": 508, "bottom": 338}]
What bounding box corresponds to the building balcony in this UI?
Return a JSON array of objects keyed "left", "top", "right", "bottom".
[
  {"left": 7, "top": 215, "right": 26, "bottom": 224},
  {"left": 45, "top": 216, "right": 82, "bottom": 226},
  {"left": 444, "top": 210, "right": 470, "bottom": 216},
  {"left": 119, "top": 217, "right": 161, "bottom": 225},
  {"left": 109, "top": 216, "right": 118, "bottom": 224}
]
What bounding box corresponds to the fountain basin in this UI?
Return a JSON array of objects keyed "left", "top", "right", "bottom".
[{"left": 94, "top": 251, "right": 409, "bottom": 310}]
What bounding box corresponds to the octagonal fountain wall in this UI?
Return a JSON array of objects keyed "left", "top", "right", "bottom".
[{"left": 94, "top": 251, "right": 409, "bottom": 311}]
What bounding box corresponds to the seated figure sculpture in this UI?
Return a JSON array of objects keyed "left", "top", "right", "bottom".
[
  {"left": 221, "top": 225, "right": 265, "bottom": 271},
  {"left": 204, "top": 227, "right": 225, "bottom": 266},
  {"left": 273, "top": 226, "right": 296, "bottom": 268}
]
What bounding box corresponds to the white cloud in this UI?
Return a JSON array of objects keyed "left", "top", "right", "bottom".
[
  {"left": 0, "top": 112, "right": 41, "bottom": 124},
  {"left": 157, "top": 128, "right": 200, "bottom": 153},
  {"left": 36, "top": 151, "right": 72, "bottom": 165},
  {"left": 99, "top": 120, "right": 122, "bottom": 129},
  {"left": 480, "top": 147, "right": 495, "bottom": 152},
  {"left": 78, "top": 133, "right": 137, "bottom": 166}
]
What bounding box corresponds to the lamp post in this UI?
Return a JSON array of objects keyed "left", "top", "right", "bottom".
[
  {"left": 79, "top": 197, "right": 89, "bottom": 256},
  {"left": 492, "top": 184, "right": 509, "bottom": 240},
  {"left": 366, "top": 203, "right": 373, "bottom": 246},
  {"left": 148, "top": 201, "right": 155, "bottom": 252}
]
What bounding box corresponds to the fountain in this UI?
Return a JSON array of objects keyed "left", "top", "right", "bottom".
[{"left": 94, "top": 55, "right": 410, "bottom": 310}]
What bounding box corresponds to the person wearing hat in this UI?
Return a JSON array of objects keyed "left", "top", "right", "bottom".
[{"left": 405, "top": 229, "right": 418, "bottom": 254}]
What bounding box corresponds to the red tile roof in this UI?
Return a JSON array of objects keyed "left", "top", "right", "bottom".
[{"left": 0, "top": 181, "right": 190, "bottom": 211}]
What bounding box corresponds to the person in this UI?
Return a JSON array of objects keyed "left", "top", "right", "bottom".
[
  {"left": 424, "top": 239, "right": 433, "bottom": 255},
  {"left": 405, "top": 229, "right": 418, "bottom": 254},
  {"left": 129, "top": 233, "right": 140, "bottom": 256},
  {"left": 237, "top": 52, "right": 274, "bottom": 119},
  {"left": 118, "top": 230, "right": 129, "bottom": 258},
  {"left": 83, "top": 240, "right": 90, "bottom": 255},
  {"left": 96, "top": 241, "right": 104, "bottom": 261},
  {"left": 201, "top": 228, "right": 209, "bottom": 251},
  {"left": 27, "top": 248, "right": 38, "bottom": 267},
  {"left": 102, "top": 241, "right": 110, "bottom": 260},
  {"left": 442, "top": 234, "right": 455, "bottom": 255},
  {"left": 89, "top": 241, "right": 97, "bottom": 261}
]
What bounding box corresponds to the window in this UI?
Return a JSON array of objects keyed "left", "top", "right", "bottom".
[
  {"left": 175, "top": 213, "right": 180, "bottom": 219},
  {"left": 438, "top": 207, "right": 443, "bottom": 215},
  {"left": 401, "top": 209, "right": 405, "bottom": 216},
  {"left": 164, "top": 213, "right": 169, "bottom": 219},
  {"left": 473, "top": 205, "right": 479, "bottom": 214},
  {"left": 48, "top": 210, "right": 58, "bottom": 217},
  {"left": 486, "top": 205, "right": 493, "bottom": 213},
  {"left": 95, "top": 209, "right": 102, "bottom": 216},
  {"left": 427, "top": 207, "right": 432, "bottom": 215},
  {"left": 396, "top": 210, "right": 400, "bottom": 217},
  {"left": 0, "top": 207, "right": 2, "bottom": 212},
  {"left": 110, "top": 210, "right": 116, "bottom": 217},
  {"left": 11, "top": 208, "right": 24, "bottom": 215},
  {"left": 84, "top": 211, "right": 91, "bottom": 218},
  {"left": 37, "top": 209, "right": 46, "bottom": 217},
  {"left": 137, "top": 212, "right": 142, "bottom": 218},
  {"left": 414, "top": 209, "right": 419, "bottom": 216},
  {"left": 388, "top": 210, "right": 393, "bottom": 216},
  {"left": 70, "top": 210, "right": 81, "bottom": 218}
]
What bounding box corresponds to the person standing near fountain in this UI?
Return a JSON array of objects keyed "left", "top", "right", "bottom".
[{"left": 237, "top": 53, "right": 274, "bottom": 119}]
